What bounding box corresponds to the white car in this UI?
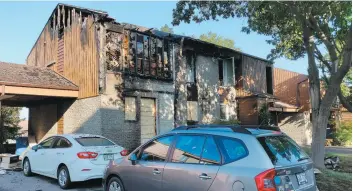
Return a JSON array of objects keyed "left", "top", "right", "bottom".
[{"left": 22, "top": 134, "right": 128, "bottom": 189}]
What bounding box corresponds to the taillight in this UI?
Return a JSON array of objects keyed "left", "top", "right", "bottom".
[
  {"left": 120, "top": 149, "right": 129, "bottom": 156},
  {"left": 255, "top": 168, "right": 276, "bottom": 191},
  {"left": 77, "top": 152, "right": 98, "bottom": 159}
]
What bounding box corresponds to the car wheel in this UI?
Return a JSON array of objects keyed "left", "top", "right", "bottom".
[
  {"left": 57, "top": 166, "right": 71, "bottom": 189},
  {"left": 23, "top": 158, "right": 33, "bottom": 176},
  {"left": 107, "top": 177, "right": 125, "bottom": 191}
]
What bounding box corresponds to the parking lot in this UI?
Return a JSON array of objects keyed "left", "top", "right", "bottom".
[{"left": 0, "top": 171, "right": 102, "bottom": 191}]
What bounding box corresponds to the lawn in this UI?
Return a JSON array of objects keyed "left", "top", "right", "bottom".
[{"left": 302, "top": 147, "right": 352, "bottom": 191}]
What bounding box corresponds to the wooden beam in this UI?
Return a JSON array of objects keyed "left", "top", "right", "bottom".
[{"left": 3, "top": 85, "right": 78, "bottom": 98}]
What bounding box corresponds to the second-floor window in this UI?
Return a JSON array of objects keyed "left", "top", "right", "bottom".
[
  {"left": 106, "top": 30, "right": 173, "bottom": 80},
  {"left": 219, "top": 58, "right": 235, "bottom": 86}
]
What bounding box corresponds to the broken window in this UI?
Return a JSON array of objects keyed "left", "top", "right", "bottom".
[
  {"left": 219, "top": 58, "right": 235, "bottom": 86},
  {"left": 186, "top": 52, "right": 195, "bottom": 83},
  {"left": 266, "top": 66, "right": 273, "bottom": 94},
  {"left": 125, "top": 97, "right": 136, "bottom": 121},
  {"left": 129, "top": 31, "right": 172, "bottom": 79},
  {"left": 187, "top": 101, "right": 198, "bottom": 121}
]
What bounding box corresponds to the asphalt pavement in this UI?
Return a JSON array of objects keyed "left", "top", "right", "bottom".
[
  {"left": 0, "top": 171, "right": 102, "bottom": 191},
  {"left": 325, "top": 146, "right": 352, "bottom": 155}
]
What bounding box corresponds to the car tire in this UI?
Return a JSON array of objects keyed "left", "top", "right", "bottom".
[
  {"left": 57, "top": 166, "right": 71, "bottom": 189},
  {"left": 23, "top": 158, "right": 33, "bottom": 176},
  {"left": 107, "top": 177, "right": 125, "bottom": 191}
]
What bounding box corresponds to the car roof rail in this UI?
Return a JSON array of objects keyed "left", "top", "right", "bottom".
[
  {"left": 173, "top": 124, "right": 252, "bottom": 135},
  {"left": 240, "top": 125, "right": 281, "bottom": 131}
]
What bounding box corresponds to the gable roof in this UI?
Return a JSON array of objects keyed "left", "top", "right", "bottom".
[{"left": 0, "top": 61, "right": 78, "bottom": 91}]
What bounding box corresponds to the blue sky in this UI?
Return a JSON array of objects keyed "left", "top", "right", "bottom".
[{"left": 0, "top": 1, "right": 309, "bottom": 119}]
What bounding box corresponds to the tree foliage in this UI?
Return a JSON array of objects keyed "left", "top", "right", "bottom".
[
  {"left": 0, "top": 107, "right": 21, "bottom": 145},
  {"left": 160, "top": 24, "right": 174, "bottom": 34},
  {"left": 172, "top": 1, "right": 352, "bottom": 167},
  {"left": 160, "top": 24, "right": 239, "bottom": 50},
  {"left": 199, "top": 32, "right": 239, "bottom": 51}
]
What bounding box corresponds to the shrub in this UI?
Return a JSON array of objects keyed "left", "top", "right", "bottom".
[{"left": 333, "top": 121, "right": 352, "bottom": 146}]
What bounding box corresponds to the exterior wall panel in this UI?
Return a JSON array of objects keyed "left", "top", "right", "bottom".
[{"left": 273, "top": 68, "right": 310, "bottom": 111}]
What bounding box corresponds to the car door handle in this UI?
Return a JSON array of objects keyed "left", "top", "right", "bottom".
[
  {"left": 153, "top": 169, "right": 161, "bottom": 175},
  {"left": 199, "top": 173, "right": 212, "bottom": 180}
]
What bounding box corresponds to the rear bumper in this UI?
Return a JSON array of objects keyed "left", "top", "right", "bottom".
[{"left": 68, "top": 160, "right": 107, "bottom": 182}]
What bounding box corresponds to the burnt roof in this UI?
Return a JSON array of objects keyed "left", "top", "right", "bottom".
[{"left": 0, "top": 62, "right": 78, "bottom": 91}]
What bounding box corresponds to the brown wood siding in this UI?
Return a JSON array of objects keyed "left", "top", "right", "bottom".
[
  {"left": 26, "top": 6, "right": 99, "bottom": 99},
  {"left": 273, "top": 68, "right": 310, "bottom": 111},
  {"left": 27, "top": 25, "right": 58, "bottom": 68},
  {"left": 237, "top": 97, "right": 258, "bottom": 125},
  {"left": 341, "top": 111, "right": 352, "bottom": 123},
  {"left": 241, "top": 55, "right": 268, "bottom": 93},
  {"left": 63, "top": 14, "right": 99, "bottom": 98}
]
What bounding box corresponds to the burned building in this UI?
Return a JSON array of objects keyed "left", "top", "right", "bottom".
[{"left": 1, "top": 4, "right": 276, "bottom": 150}]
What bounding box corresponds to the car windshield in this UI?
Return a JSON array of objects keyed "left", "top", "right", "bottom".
[
  {"left": 257, "top": 135, "right": 309, "bottom": 166},
  {"left": 75, "top": 137, "right": 115, "bottom": 147}
]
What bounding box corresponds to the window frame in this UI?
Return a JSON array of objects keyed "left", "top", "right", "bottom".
[
  {"left": 219, "top": 58, "right": 235, "bottom": 87},
  {"left": 168, "top": 133, "right": 223, "bottom": 166},
  {"left": 124, "top": 96, "right": 137, "bottom": 121},
  {"left": 136, "top": 134, "right": 176, "bottom": 162},
  {"left": 52, "top": 137, "right": 72, "bottom": 149},
  {"left": 213, "top": 135, "right": 249, "bottom": 165},
  {"left": 38, "top": 136, "right": 56, "bottom": 149},
  {"left": 220, "top": 103, "right": 230, "bottom": 120}
]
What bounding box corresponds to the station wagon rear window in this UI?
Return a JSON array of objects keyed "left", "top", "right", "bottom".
[
  {"left": 257, "top": 135, "right": 309, "bottom": 166},
  {"left": 75, "top": 137, "right": 115, "bottom": 147}
]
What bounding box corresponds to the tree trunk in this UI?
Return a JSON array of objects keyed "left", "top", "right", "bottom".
[{"left": 303, "top": 21, "right": 326, "bottom": 168}]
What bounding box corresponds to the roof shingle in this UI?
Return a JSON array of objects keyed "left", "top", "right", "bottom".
[{"left": 0, "top": 62, "right": 78, "bottom": 90}]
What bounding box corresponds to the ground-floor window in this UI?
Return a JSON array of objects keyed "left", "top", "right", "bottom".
[
  {"left": 187, "top": 101, "right": 198, "bottom": 122},
  {"left": 125, "top": 97, "right": 137, "bottom": 121}
]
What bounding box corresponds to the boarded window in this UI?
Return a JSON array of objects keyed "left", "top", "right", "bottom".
[
  {"left": 125, "top": 97, "right": 136, "bottom": 121},
  {"left": 220, "top": 104, "right": 229, "bottom": 120},
  {"left": 187, "top": 101, "right": 198, "bottom": 121}
]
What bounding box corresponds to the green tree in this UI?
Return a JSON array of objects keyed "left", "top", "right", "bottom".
[
  {"left": 199, "top": 32, "right": 240, "bottom": 51},
  {"left": 0, "top": 107, "right": 21, "bottom": 152},
  {"left": 160, "top": 25, "right": 239, "bottom": 50},
  {"left": 160, "top": 24, "right": 174, "bottom": 34},
  {"left": 172, "top": 1, "right": 352, "bottom": 168}
]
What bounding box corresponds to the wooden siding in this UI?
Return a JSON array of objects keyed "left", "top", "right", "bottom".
[
  {"left": 273, "top": 68, "right": 310, "bottom": 112},
  {"left": 63, "top": 14, "right": 99, "bottom": 98},
  {"left": 26, "top": 5, "right": 99, "bottom": 99},
  {"left": 237, "top": 97, "right": 258, "bottom": 125},
  {"left": 241, "top": 55, "right": 268, "bottom": 93}
]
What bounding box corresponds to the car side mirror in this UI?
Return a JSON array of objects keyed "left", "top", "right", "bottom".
[
  {"left": 32, "top": 145, "right": 38, "bottom": 151},
  {"left": 129, "top": 153, "right": 138, "bottom": 165},
  {"left": 32, "top": 145, "right": 42, "bottom": 152}
]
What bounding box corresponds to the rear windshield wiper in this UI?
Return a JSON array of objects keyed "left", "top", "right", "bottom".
[{"left": 298, "top": 157, "right": 310, "bottom": 162}]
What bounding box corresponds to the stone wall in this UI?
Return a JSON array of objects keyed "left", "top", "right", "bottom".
[
  {"left": 100, "top": 73, "right": 175, "bottom": 150},
  {"left": 63, "top": 96, "right": 102, "bottom": 135},
  {"left": 278, "top": 112, "right": 312, "bottom": 146}
]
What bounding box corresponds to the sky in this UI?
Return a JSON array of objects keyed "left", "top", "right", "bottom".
[{"left": 0, "top": 1, "right": 309, "bottom": 119}]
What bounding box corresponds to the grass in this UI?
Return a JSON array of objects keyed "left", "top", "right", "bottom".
[
  {"left": 316, "top": 169, "right": 352, "bottom": 191},
  {"left": 301, "top": 146, "right": 352, "bottom": 191}
]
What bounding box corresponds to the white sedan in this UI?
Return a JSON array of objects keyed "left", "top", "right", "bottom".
[{"left": 22, "top": 134, "right": 128, "bottom": 189}]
